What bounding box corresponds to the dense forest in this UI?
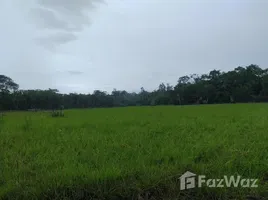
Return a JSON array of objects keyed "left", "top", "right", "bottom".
[{"left": 1, "top": 64, "right": 268, "bottom": 111}]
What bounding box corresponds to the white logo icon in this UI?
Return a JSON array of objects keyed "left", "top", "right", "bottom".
[{"left": 180, "top": 171, "right": 197, "bottom": 190}]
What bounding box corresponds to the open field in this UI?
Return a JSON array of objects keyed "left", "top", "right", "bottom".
[{"left": 0, "top": 104, "right": 268, "bottom": 200}]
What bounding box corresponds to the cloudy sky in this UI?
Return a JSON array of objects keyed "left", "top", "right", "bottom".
[{"left": 1, "top": 0, "right": 268, "bottom": 93}]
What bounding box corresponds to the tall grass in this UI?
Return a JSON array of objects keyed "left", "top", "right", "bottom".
[{"left": 0, "top": 104, "right": 267, "bottom": 199}]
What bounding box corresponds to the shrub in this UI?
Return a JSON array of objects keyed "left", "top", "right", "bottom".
[
  {"left": 0, "top": 112, "right": 4, "bottom": 126},
  {"left": 51, "top": 110, "right": 64, "bottom": 117},
  {"left": 22, "top": 116, "right": 32, "bottom": 131}
]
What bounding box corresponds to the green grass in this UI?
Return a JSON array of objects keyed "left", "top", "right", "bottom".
[{"left": 0, "top": 104, "right": 267, "bottom": 199}]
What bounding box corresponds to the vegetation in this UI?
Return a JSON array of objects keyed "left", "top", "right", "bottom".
[
  {"left": 0, "top": 104, "right": 268, "bottom": 199},
  {"left": 0, "top": 65, "right": 267, "bottom": 199},
  {"left": 51, "top": 110, "right": 65, "bottom": 118},
  {"left": 1, "top": 64, "right": 268, "bottom": 111}
]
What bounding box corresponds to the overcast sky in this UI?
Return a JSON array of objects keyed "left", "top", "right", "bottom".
[{"left": 1, "top": 0, "right": 268, "bottom": 93}]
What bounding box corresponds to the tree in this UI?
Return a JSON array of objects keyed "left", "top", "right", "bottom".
[
  {"left": 0, "top": 65, "right": 268, "bottom": 110},
  {"left": 0, "top": 75, "right": 19, "bottom": 92},
  {"left": 0, "top": 75, "right": 19, "bottom": 111}
]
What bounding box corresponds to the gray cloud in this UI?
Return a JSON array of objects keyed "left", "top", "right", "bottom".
[
  {"left": 35, "top": 32, "right": 77, "bottom": 50},
  {"left": 67, "top": 70, "right": 84, "bottom": 75},
  {"left": 1, "top": 0, "right": 268, "bottom": 94},
  {"left": 30, "top": 8, "right": 72, "bottom": 31},
  {"left": 37, "top": 0, "right": 102, "bottom": 12},
  {"left": 31, "top": 0, "right": 104, "bottom": 49}
]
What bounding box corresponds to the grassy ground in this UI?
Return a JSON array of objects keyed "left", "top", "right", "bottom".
[{"left": 0, "top": 104, "right": 267, "bottom": 200}]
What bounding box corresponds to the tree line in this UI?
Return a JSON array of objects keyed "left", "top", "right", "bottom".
[{"left": 1, "top": 64, "right": 268, "bottom": 111}]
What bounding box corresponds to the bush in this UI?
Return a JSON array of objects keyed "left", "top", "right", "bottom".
[
  {"left": 51, "top": 110, "right": 64, "bottom": 117},
  {"left": 22, "top": 116, "right": 32, "bottom": 131},
  {"left": 0, "top": 112, "right": 4, "bottom": 127}
]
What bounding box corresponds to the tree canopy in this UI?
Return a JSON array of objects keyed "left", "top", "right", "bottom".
[
  {"left": 1, "top": 64, "right": 268, "bottom": 111},
  {"left": 0, "top": 75, "right": 19, "bottom": 92}
]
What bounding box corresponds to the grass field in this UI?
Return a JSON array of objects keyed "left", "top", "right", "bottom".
[{"left": 0, "top": 104, "right": 267, "bottom": 200}]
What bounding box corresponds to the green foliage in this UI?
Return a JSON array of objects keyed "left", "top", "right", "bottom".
[
  {"left": 51, "top": 110, "right": 64, "bottom": 118},
  {"left": 22, "top": 116, "right": 32, "bottom": 131},
  {"left": 0, "top": 112, "right": 4, "bottom": 127},
  {"left": 0, "top": 105, "right": 267, "bottom": 199},
  {"left": 1, "top": 65, "right": 268, "bottom": 111},
  {"left": 0, "top": 75, "right": 19, "bottom": 92}
]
